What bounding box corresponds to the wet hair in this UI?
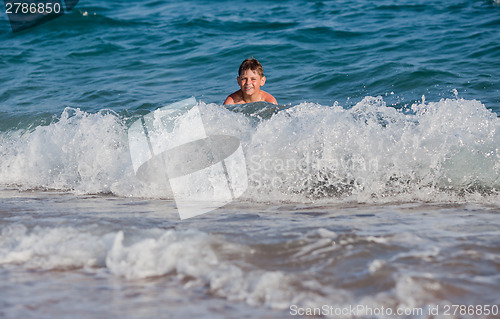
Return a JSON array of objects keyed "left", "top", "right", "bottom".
[{"left": 238, "top": 58, "right": 264, "bottom": 77}]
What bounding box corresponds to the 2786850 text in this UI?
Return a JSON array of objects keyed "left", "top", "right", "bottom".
[{"left": 5, "top": 2, "right": 62, "bottom": 14}]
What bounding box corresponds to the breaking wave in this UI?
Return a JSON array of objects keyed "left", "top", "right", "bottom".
[{"left": 0, "top": 95, "right": 499, "bottom": 203}]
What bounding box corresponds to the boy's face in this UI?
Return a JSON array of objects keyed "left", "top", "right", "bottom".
[{"left": 237, "top": 69, "right": 266, "bottom": 97}]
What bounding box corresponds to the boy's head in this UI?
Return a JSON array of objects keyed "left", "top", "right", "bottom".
[
  {"left": 238, "top": 58, "right": 264, "bottom": 77},
  {"left": 237, "top": 58, "right": 266, "bottom": 97}
]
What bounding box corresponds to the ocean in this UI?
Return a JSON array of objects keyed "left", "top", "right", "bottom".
[{"left": 1, "top": 0, "right": 500, "bottom": 318}]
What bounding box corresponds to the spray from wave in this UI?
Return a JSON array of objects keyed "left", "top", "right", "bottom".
[
  {"left": 0, "top": 96, "right": 498, "bottom": 203},
  {"left": 243, "top": 96, "right": 500, "bottom": 202}
]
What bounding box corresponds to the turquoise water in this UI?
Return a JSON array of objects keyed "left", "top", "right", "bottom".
[
  {"left": 1, "top": 1, "right": 500, "bottom": 318},
  {"left": 1, "top": 0, "right": 499, "bottom": 117}
]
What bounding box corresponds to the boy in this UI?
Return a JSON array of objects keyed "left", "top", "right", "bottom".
[{"left": 223, "top": 58, "right": 278, "bottom": 105}]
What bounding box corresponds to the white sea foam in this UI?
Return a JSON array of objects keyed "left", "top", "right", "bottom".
[
  {"left": 104, "top": 228, "right": 334, "bottom": 309},
  {"left": 0, "top": 224, "right": 112, "bottom": 270},
  {"left": 0, "top": 97, "right": 498, "bottom": 203},
  {"left": 1, "top": 220, "right": 498, "bottom": 312},
  {"left": 0, "top": 225, "right": 332, "bottom": 310}
]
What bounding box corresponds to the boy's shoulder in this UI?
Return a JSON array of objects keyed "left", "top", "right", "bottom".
[
  {"left": 224, "top": 90, "right": 244, "bottom": 104},
  {"left": 261, "top": 90, "right": 278, "bottom": 104}
]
